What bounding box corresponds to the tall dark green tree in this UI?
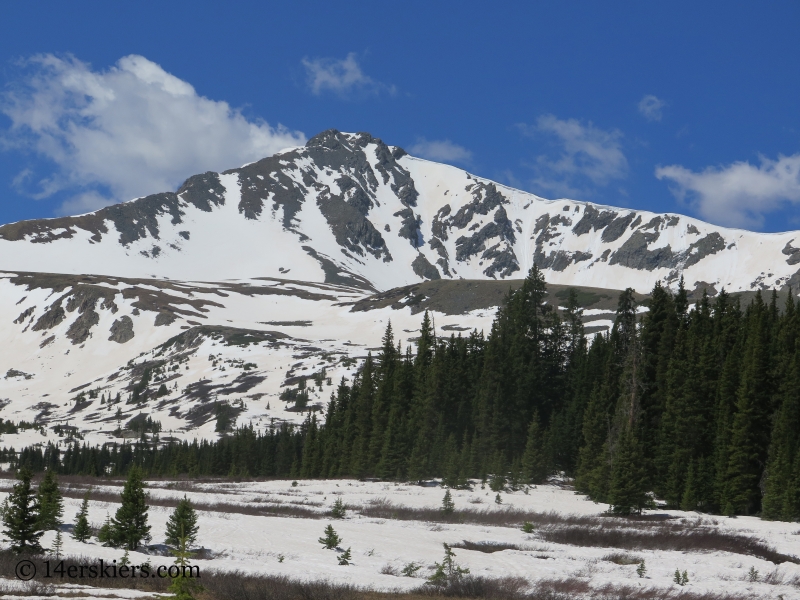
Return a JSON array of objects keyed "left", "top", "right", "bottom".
[
  {"left": 165, "top": 496, "right": 199, "bottom": 548},
  {"left": 72, "top": 491, "right": 91, "bottom": 543},
  {"left": 112, "top": 465, "right": 151, "bottom": 550},
  {"left": 2, "top": 468, "right": 43, "bottom": 553},
  {"left": 36, "top": 469, "right": 63, "bottom": 530}
]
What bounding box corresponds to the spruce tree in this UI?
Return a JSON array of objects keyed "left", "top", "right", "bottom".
[
  {"left": 165, "top": 495, "right": 199, "bottom": 548},
  {"left": 112, "top": 466, "right": 151, "bottom": 550},
  {"left": 319, "top": 524, "right": 342, "bottom": 549},
  {"left": 722, "top": 297, "right": 771, "bottom": 515},
  {"left": 36, "top": 469, "right": 63, "bottom": 530},
  {"left": 2, "top": 468, "right": 44, "bottom": 553},
  {"left": 51, "top": 529, "right": 63, "bottom": 558},
  {"left": 521, "top": 412, "right": 548, "bottom": 484},
  {"left": 609, "top": 425, "right": 650, "bottom": 515},
  {"left": 73, "top": 492, "right": 91, "bottom": 543},
  {"left": 441, "top": 489, "right": 455, "bottom": 515}
]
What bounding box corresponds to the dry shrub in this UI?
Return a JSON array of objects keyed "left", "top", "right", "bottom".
[
  {"left": 416, "top": 576, "right": 531, "bottom": 599},
  {"left": 537, "top": 523, "right": 798, "bottom": 565},
  {"left": 602, "top": 552, "right": 642, "bottom": 565},
  {"left": 451, "top": 541, "right": 529, "bottom": 553}
]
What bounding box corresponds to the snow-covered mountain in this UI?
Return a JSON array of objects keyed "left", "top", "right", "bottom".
[
  {"left": 0, "top": 129, "right": 796, "bottom": 448},
  {"left": 2, "top": 129, "right": 799, "bottom": 295}
]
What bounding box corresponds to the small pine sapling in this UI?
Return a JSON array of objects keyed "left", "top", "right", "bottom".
[
  {"left": 441, "top": 490, "right": 455, "bottom": 515},
  {"left": 169, "top": 524, "right": 203, "bottom": 600},
  {"left": 682, "top": 571, "right": 689, "bottom": 585},
  {"left": 98, "top": 513, "right": 115, "bottom": 546},
  {"left": 636, "top": 560, "right": 646, "bottom": 578},
  {"left": 51, "top": 530, "right": 63, "bottom": 559},
  {"left": 120, "top": 549, "right": 130, "bottom": 566},
  {"left": 330, "top": 498, "right": 346, "bottom": 519},
  {"left": 495, "top": 493, "right": 503, "bottom": 505},
  {"left": 402, "top": 562, "right": 422, "bottom": 577},
  {"left": 337, "top": 547, "right": 352, "bottom": 566},
  {"left": 319, "top": 524, "right": 342, "bottom": 549},
  {"left": 72, "top": 492, "right": 91, "bottom": 542},
  {"left": 521, "top": 521, "right": 535, "bottom": 533},
  {"left": 747, "top": 566, "right": 759, "bottom": 582},
  {"left": 428, "top": 543, "right": 469, "bottom": 586}
]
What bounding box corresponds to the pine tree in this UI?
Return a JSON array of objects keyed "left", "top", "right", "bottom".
[
  {"left": 330, "top": 497, "right": 346, "bottom": 519},
  {"left": 722, "top": 296, "right": 771, "bottom": 515},
  {"left": 36, "top": 469, "right": 63, "bottom": 530},
  {"left": 168, "top": 524, "right": 202, "bottom": 600},
  {"left": 319, "top": 524, "right": 341, "bottom": 549},
  {"left": 72, "top": 491, "right": 91, "bottom": 542},
  {"left": 165, "top": 495, "right": 199, "bottom": 548},
  {"left": 441, "top": 489, "right": 455, "bottom": 515},
  {"left": 609, "top": 425, "right": 650, "bottom": 515},
  {"left": 51, "top": 529, "right": 63, "bottom": 558},
  {"left": 112, "top": 466, "right": 151, "bottom": 550},
  {"left": 337, "top": 547, "right": 352, "bottom": 566},
  {"left": 1, "top": 468, "right": 44, "bottom": 553},
  {"left": 98, "top": 513, "right": 114, "bottom": 545},
  {"left": 521, "top": 412, "right": 548, "bottom": 484}
]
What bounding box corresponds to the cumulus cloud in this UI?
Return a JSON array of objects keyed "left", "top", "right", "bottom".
[
  {"left": 408, "top": 138, "right": 472, "bottom": 165},
  {"left": 656, "top": 154, "right": 800, "bottom": 229},
  {"left": 301, "top": 53, "right": 395, "bottom": 98},
  {"left": 1, "top": 54, "right": 306, "bottom": 214},
  {"left": 638, "top": 94, "right": 667, "bottom": 121},
  {"left": 519, "top": 114, "right": 628, "bottom": 197}
]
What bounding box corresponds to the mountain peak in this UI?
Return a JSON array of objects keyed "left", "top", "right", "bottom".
[{"left": 0, "top": 130, "right": 797, "bottom": 294}]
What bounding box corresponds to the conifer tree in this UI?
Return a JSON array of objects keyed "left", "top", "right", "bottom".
[
  {"left": 36, "top": 469, "right": 63, "bottom": 530},
  {"left": 2, "top": 468, "right": 43, "bottom": 553},
  {"left": 722, "top": 296, "right": 771, "bottom": 515},
  {"left": 521, "top": 412, "right": 548, "bottom": 484},
  {"left": 112, "top": 465, "right": 151, "bottom": 550},
  {"left": 609, "top": 425, "right": 650, "bottom": 515},
  {"left": 762, "top": 348, "right": 800, "bottom": 520},
  {"left": 441, "top": 489, "right": 455, "bottom": 514},
  {"left": 73, "top": 491, "right": 91, "bottom": 543},
  {"left": 165, "top": 495, "right": 199, "bottom": 548},
  {"left": 319, "top": 524, "right": 341, "bottom": 549}
]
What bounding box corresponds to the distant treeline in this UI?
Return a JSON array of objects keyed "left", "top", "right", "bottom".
[{"left": 7, "top": 266, "right": 800, "bottom": 521}]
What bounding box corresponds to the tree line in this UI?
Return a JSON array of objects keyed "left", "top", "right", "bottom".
[{"left": 8, "top": 265, "right": 800, "bottom": 521}]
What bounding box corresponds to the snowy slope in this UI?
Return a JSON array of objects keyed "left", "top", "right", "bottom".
[
  {"left": 1, "top": 129, "right": 798, "bottom": 295},
  {"left": 2, "top": 477, "right": 800, "bottom": 599},
  {"left": 0, "top": 271, "right": 504, "bottom": 448}
]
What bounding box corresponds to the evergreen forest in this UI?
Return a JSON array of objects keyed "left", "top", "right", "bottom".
[{"left": 7, "top": 266, "right": 800, "bottom": 522}]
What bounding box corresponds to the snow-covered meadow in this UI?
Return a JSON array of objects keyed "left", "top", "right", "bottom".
[{"left": 2, "top": 476, "right": 800, "bottom": 599}]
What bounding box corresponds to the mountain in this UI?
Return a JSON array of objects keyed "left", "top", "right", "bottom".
[
  {"left": 2, "top": 129, "right": 799, "bottom": 294},
  {"left": 0, "top": 129, "right": 796, "bottom": 449}
]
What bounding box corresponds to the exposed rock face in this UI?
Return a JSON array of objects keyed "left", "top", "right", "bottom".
[
  {"left": 109, "top": 316, "right": 135, "bottom": 343},
  {"left": 411, "top": 253, "right": 441, "bottom": 280}
]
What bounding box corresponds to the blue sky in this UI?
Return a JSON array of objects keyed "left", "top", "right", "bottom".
[{"left": 1, "top": 2, "right": 799, "bottom": 232}]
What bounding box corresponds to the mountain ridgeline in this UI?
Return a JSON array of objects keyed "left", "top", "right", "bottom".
[
  {"left": 13, "top": 266, "right": 800, "bottom": 521},
  {"left": 2, "top": 129, "right": 800, "bottom": 293}
]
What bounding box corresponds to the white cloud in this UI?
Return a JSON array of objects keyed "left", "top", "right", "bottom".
[
  {"left": 638, "top": 95, "right": 667, "bottom": 121},
  {"left": 1, "top": 54, "right": 306, "bottom": 214},
  {"left": 408, "top": 138, "right": 472, "bottom": 165},
  {"left": 301, "top": 53, "right": 395, "bottom": 98},
  {"left": 656, "top": 154, "right": 800, "bottom": 229},
  {"left": 520, "top": 114, "right": 628, "bottom": 197}
]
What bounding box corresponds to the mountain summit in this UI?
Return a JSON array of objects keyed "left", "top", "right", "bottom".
[{"left": 1, "top": 129, "right": 797, "bottom": 294}]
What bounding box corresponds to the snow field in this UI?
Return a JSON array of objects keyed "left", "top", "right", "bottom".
[{"left": 1, "top": 478, "right": 799, "bottom": 598}]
